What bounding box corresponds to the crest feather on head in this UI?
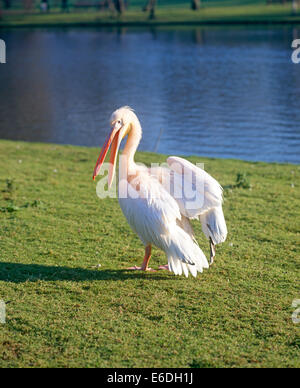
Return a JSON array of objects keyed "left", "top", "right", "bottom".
[{"left": 111, "top": 106, "right": 138, "bottom": 125}]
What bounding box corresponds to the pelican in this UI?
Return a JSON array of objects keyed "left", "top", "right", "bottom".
[{"left": 93, "top": 107, "right": 227, "bottom": 277}]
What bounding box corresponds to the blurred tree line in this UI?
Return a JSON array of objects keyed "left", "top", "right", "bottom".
[
  {"left": 0, "top": 0, "right": 203, "bottom": 12},
  {"left": 0, "top": 0, "right": 299, "bottom": 15}
]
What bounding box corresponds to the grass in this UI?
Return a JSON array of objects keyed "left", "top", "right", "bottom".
[
  {"left": 0, "top": 139, "right": 299, "bottom": 368},
  {"left": 1, "top": 1, "right": 300, "bottom": 27}
]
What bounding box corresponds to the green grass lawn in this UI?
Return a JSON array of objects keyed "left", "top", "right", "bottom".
[
  {"left": 0, "top": 139, "right": 299, "bottom": 367},
  {"left": 1, "top": 2, "right": 300, "bottom": 27}
]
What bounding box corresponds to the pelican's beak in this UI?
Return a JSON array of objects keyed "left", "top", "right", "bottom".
[{"left": 93, "top": 123, "right": 123, "bottom": 188}]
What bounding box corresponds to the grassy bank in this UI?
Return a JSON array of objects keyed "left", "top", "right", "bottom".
[
  {"left": 0, "top": 139, "right": 299, "bottom": 368},
  {"left": 1, "top": 3, "right": 300, "bottom": 28}
]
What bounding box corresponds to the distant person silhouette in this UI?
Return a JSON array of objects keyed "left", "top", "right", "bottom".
[
  {"left": 61, "top": 0, "right": 69, "bottom": 12},
  {"left": 40, "top": 0, "right": 50, "bottom": 12}
]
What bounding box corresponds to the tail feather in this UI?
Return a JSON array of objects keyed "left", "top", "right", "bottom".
[
  {"left": 181, "top": 262, "right": 189, "bottom": 278},
  {"left": 165, "top": 225, "right": 209, "bottom": 277},
  {"left": 200, "top": 207, "right": 227, "bottom": 245}
]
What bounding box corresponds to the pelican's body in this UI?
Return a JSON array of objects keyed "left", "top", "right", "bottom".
[{"left": 93, "top": 107, "right": 227, "bottom": 277}]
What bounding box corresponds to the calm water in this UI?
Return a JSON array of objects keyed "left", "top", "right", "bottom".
[{"left": 0, "top": 26, "right": 300, "bottom": 163}]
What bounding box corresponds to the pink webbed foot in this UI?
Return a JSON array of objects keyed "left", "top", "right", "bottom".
[
  {"left": 127, "top": 245, "right": 155, "bottom": 272},
  {"left": 158, "top": 264, "right": 170, "bottom": 271},
  {"left": 127, "top": 266, "right": 156, "bottom": 272}
]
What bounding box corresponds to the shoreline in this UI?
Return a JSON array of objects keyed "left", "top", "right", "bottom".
[
  {"left": 1, "top": 5, "right": 300, "bottom": 29},
  {"left": 2, "top": 19, "right": 300, "bottom": 29},
  {"left": 0, "top": 139, "right": 298, "bottom": 166}
]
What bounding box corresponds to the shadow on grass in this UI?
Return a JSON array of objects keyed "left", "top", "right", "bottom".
[{"left": 0, "top": 262, "right": 172, "bottom": 283}]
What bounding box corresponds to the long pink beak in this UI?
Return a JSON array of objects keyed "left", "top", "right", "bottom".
[{"left": 93, "top": 127, "right": 121, "bottom": 188}]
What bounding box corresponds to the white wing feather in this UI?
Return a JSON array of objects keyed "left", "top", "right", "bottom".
[
  {"left": 167, "top": 156, "right": 223, "bottom": 218},
  {"left": 166, "top": 156, "right": 227, "bottom": 244},
  {"left": 118, "top": 172, "right": 209, "bottom": 276}
]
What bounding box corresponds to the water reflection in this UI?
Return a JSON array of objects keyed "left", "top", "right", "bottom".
[{"left": 0, "top": 26, "right": 299, "bottom": 163}]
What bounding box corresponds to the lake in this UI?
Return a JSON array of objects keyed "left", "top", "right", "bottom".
[{"left": 0, "top": 26, "right": 299, "bottom": 164}]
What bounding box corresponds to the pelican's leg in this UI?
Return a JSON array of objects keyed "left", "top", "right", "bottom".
[
  {"left": 127, "top": 245, "right": 156, "bottom": 271},
  {"left": 209, "top": 237, "right": 216, "bottom": 265}
]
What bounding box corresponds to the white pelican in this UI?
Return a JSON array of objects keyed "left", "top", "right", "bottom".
[{"left": 93, "top": 107, "right": 227, "bottom": 277}]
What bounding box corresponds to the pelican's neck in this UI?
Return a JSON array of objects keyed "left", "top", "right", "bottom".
[{"left": 122, "top": 118, "right": 142, "bottom": 173}]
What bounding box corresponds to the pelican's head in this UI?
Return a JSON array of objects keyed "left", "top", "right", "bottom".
[{"left": 93, "top": 106, "right": 137, "bottom": 186}]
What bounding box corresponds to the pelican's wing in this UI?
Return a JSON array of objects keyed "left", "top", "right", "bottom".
[
  {"left": 166, "top": 156, "right": 223, "bottom": 218},
  {"left": 119, "top": 172, "right": 181, "bottom": 245},
  {"left": 118, "top": 173, "right": 209, "bottom": 275},
  {"left": 166, "top": 156, "right": 227, "bottom": 244}
]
